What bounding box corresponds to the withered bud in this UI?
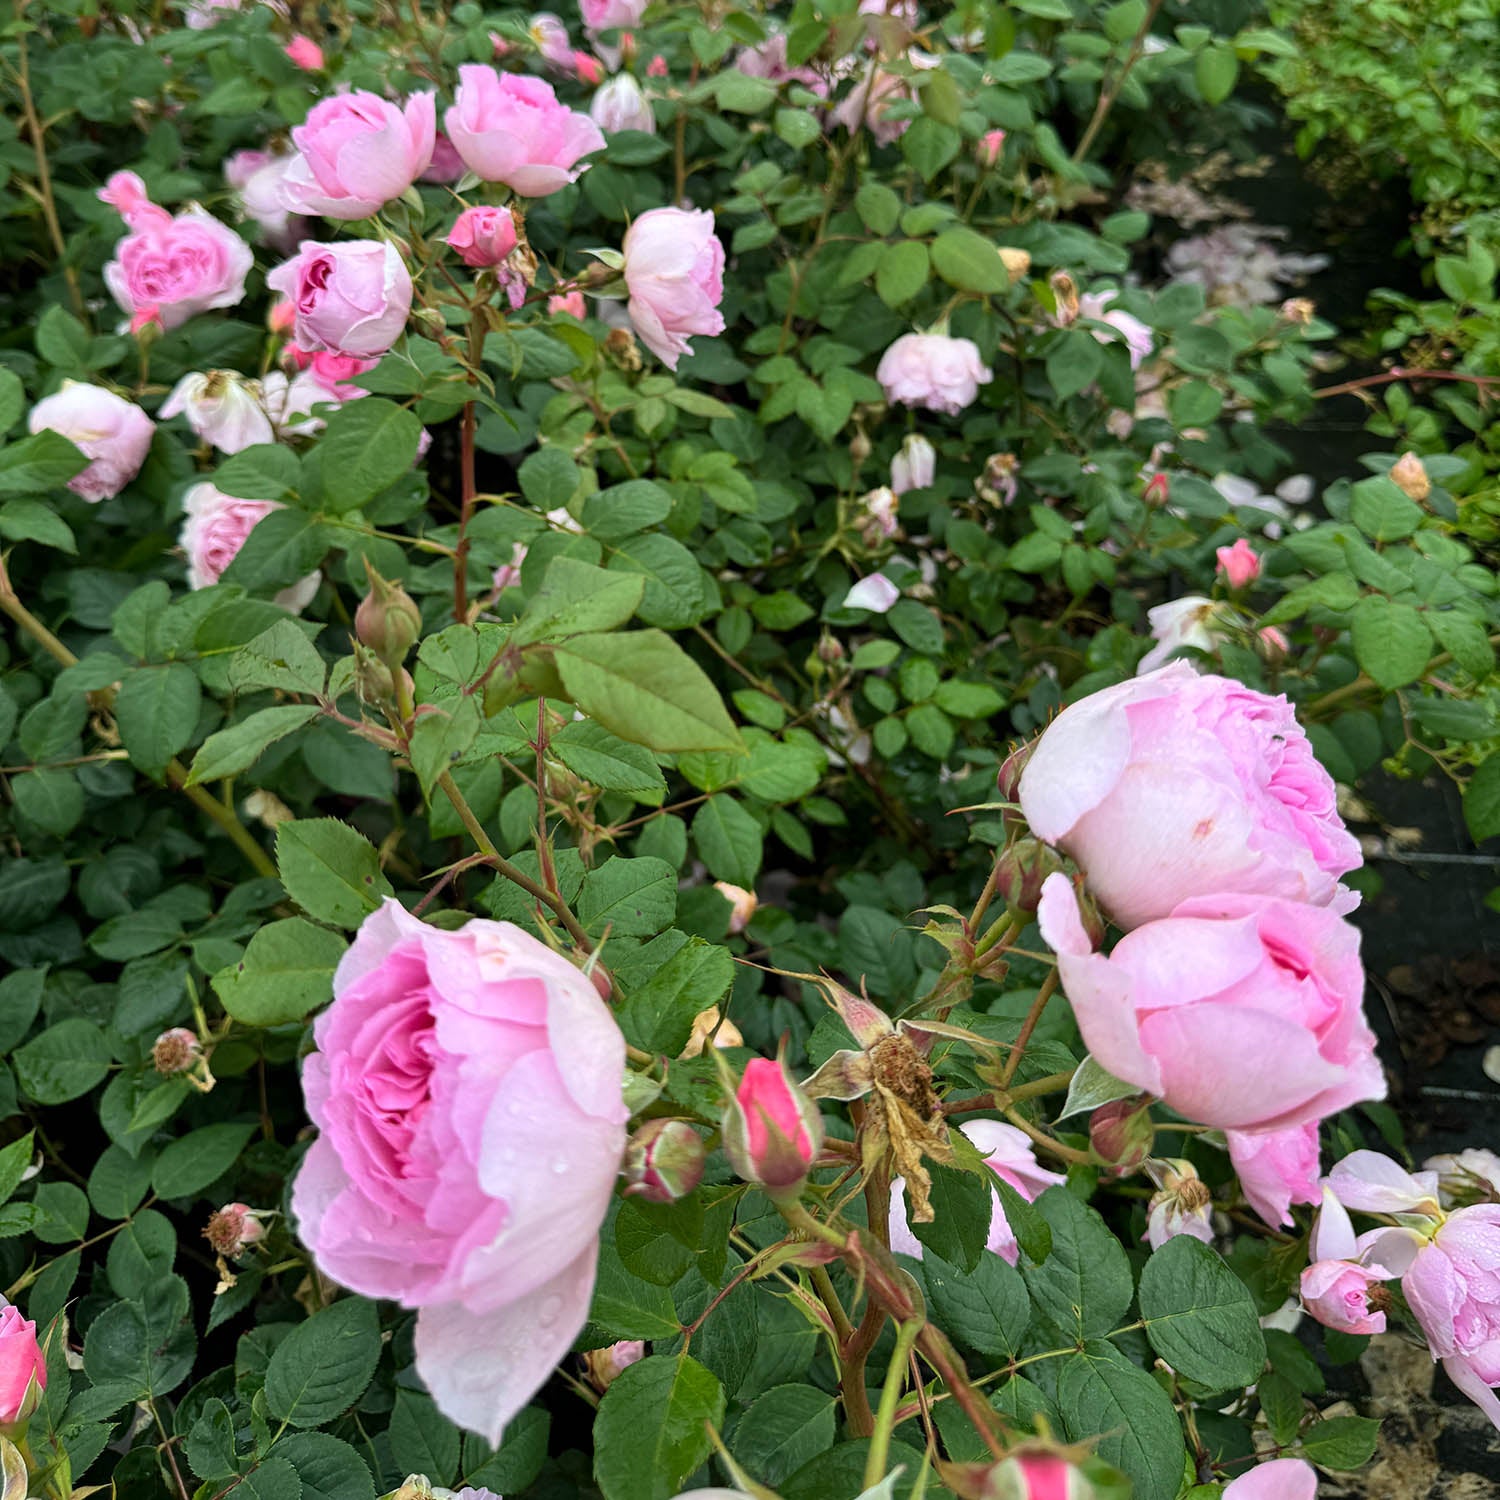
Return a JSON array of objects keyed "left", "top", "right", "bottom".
[
  {"left": 1389, "top": 451, "right": 1431, "bottom": 502},
  {"left": 997, "top": 246, "right": 1031, "bottom": 283},
  {"left": 849, "top": 428, "right": 872, "bottom": 466},
  {"left": 1050, "top": 270, "right": 1080, "bottom": 325},
  {"left": 1279, "top": 297, "right": 1316, "bottom": 326},
  {"left": 604, "top": 327, "right": 643, "bottom": 372},
  {"left": 204, "top": 1202, "right": 265, "bottom": 1259},
  {"left": 354, "top": 561, "right": 422, "bottom": 666},
  {"left": 153, "top": 1027, "right": 201, "bottom": 1075},
  {"left": 1088, "top": 1095, "right": 1155, "bottom": 1173},
  {"left": 994, "top": 838, "right": 1063, "bottom": 914},
  {"left": 582, "top": 1339, "right": 644, "bottom": 1393}
]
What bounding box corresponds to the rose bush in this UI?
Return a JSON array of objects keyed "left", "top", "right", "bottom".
[{"left": 0, "top": 1, "right": 1497, "bottom": 1499}]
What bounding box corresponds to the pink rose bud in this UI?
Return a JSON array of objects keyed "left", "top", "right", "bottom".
[
  {"left": 268, "top": 299, "right": 296, "bottom": 334},
  {"left": 1143, "top": 471, "right": 1170, "bottom": 506},
  {"left": 1227, "top": 1122, "right": 1320, "bottom": 1229},
  {"left": 278, "top": 90, "right": 437, "bottom": 220},
  {"left": 1390, "top": 450, "right": 1431, "bottom": 502},
  {"left": 582, "top": 1339, "right": 645, "bottom": 1392},
  {"left": 1301, "top": 1257, "right": 1390, "bottom": 1335},
  {"left": 1222, "top": 1459, "right": 1319, "bottom": 1500},
  {"left": 284, "top": 34, "right": 324, "bottom": 70},
  {"left": 548, "top": 290, "right": 586, "bottom": 318},
  {"left": 445, "top": 66, "right": 605, "bottom": 196},
  {"left": 421, "top": 132, "right": 468, "bottom": 184},
  {"left": 982, "top": 1450, "right": 1093, "bottom": 1500},
  {"left": 445, "top": 205, "right": 519, "bottom": 268},
  {"left": 647, "top": 53, "right": 668, "bottom": 77},
  {"left": 179, "top": 483, "right": 320, "bottom": 613},
  {"left": 152, "top": 1028, "right": 203, "bottom": 1076},
  {"left": 713, "top": 881, "right": 758, "bottom": 934},
  {"left": 1256, "top": 624, "right": 1289, "bottom": 663},
  {"left": 204, "top": 1202, "right": 265, "bottom": 1259},
  {"left": 722, "top": 1057, "right": 823, "bottom": 1195},
  {"left": 525, "top": 14, "right": 572, "bottom": 68},
  {"left": 977, "top": 128, "right": 1006, "bottom": 167},
  {"left": 1019, "top": 663, "right": 1362, "bottom": 929},
  {"left": 160, "top": 370, "right": 273, "bottom": 454},
  {"left": 573, "top": 50, "right": 604, "bottom": 84},
  {"left": 1089, "top": 1095, "right": 1154, "bottom": 1173},
  {"left": 0, "top": 1305, "right": 46, "bottom": 1427},
  {"left": 1144, "top": 1158, "right": 1214, "bottom": 1250},
  {"left": 996, "top": 739, "right": 1033, "bottom": 803},
  {"left": 1215, "top": 537, "right": 1261, "bottom": 590},
  {"left": 28, "top": 382, "right": 154, "bottom": 502},
  {"left": 994, "top": 838, "right": 1063, "bottom": 914},
  {"left": 877, "top": 332, "right": 992, "bottom": 415},
  {"left": 355, "top": 562, "right": 423, "bottom": 664},
  {"left": 621, "top": 206, "right": 726, "bottom": 370},
  {"left": 266, "top": 239, "right": 413, "bottom": 357},
  {"left": 890, "top": 433, "right": 935, "bottom": 494},
  {"left": 622, "top": 1119, "right": 706, "bottom": 1204}
]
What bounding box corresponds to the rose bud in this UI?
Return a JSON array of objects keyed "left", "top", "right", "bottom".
[
  {"left": 1390, "top": 451, "right": 1431, "bottom": 502},
  {"left": 284, "top": 34, "right": 324, "bottom": 69},
  {"left": 1256, "top": 624, "right": 1290, "bottom": 664},
  {"left": 890, "top": 433, "right": 935, "bottom": 495},
  {"left": 152, "top": 1027, "right": 202, "bottom": 1075},
  {"left": 1049, "top": 270, "right": 1080, "bottom": 325},
  {"left": 1088, "top": 1095, "right": 1154, "bottom": 1174},
  {"left": 0, "top": 1305, "right": 46, "bottom": 1428},
  {"left": 355, "top": 562, "right": 423, "bottom": 665},
  {"left": 722, "top": 1057, "right": 824, "bottom": 1197},
  {"left": 204, "top": 1202, "right": 266, "bottom": 1259},
  {"left": 994, "top": 838, "right": 1063, "bottom": 914},
  {"left": 982, "top": 1450, "right": 1095, "bottom": 1500},
  {"left": 582, "top": 1339, "right": 644, "bottom": 1393},
  {"left": 976, "top": 128, "right": 1005, "bottom": 168},
  {"left": 997, "top": 739, "right": 1034, "bottom": 804},
  {"left": 445, "top": 205, "right": 518, "bottom": 269},
  {"left": 622, "top": 1119, "right": 705, "bottom": 1204},
  {"left": 1215, "top": 537, "right": 1261, "bottom": 590},
  {"left": 1142, "top": 471, "right": 1169, "bottom": 506}
]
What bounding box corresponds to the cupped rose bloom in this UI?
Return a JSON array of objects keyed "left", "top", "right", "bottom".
[
  {"left": 1079, "top": 291, "right": 1153, "bottom": 371},
  {"left": 877, "top": 333, "right": 992, "bottom": 415},
  {"left": 1216, "top": 537, "right": 1261, "bottom": 589},
  {"left": 1221, "top": 1459, "right": 1318, "bottom": 1500},
  {"left": 621, "top": 207, "right": 725, "bottom": 370},
  {"left": 179, "top": 483, "right": 320, "bottom": 613},
  {"left": 1299, "top": 1188, "right": 1392, "bottom": 1336},
  {"left": 445, "top": 67, "right": 605, "bottom": 196},
  {"left": 160, "top": 371, "right": 274, "bottom": 454},
  {"left": 98, "top": 174, "right": 252, "bottom": 332},
  {"left": 581, "top": 0, "right": 645, "bottom": 32},
  {"left": 890, "top": 1121, "right": 1064, "bottom": 1265},
  {"left": 890, "top": 433, "right": 935, "bottom": 494},
  {"left": 843, "top": 574, "right": 900, "bottom": 613},
  {"left": 267, "top": 240, "right": 413, "bottom": 357},
  {"left": 445, "top": 206, "right": 518, "bottom": 269},
  {"left": 0, "top": 1304, "right": 45, "bottom": 1425},
  {"left": 1137, "top": 595, "right": 1229, "bottom": 674},
  {"left": 1228, "top": 1122, "right": 1320, "bottom": 1229},
  {"left": 279, "top": 91, "right": 436, "bottom": 220},
  {"left": 28, "top": 382, "right": 154, "bottom": 502},
  {"left": 1017, "top": 663, "right": 1362, "bottom": 929},
  {"left": 590, "top": 74, "right": 655, "bottom": 134},
  {"left": 1038, "top": 875, "right": 1385, "bottom": 1133},
  {"left": 292, "top": 900, "right": 629, "bottom": 1441}
]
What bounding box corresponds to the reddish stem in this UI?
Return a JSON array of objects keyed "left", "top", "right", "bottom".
[
  {"left": 1313, "top": 366, "right": 1500, "bottom": 401},
  {"left": 454, "top": 400, "right": 477, "bottom": 620}
]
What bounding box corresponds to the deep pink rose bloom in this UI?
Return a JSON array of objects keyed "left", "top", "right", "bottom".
[
  {"left": 305, "top": 351, "right": 377, "bottom": 401},
  {"left": 876, "top": 333, "right": 992, "bottom": 415},
  {"left": 621, "top": 207, "right": 725, "bottom": 370},
  {"left": 1217, "top": 537, "right": 1261, "bottom": 589},
  {"left": 446, "top": 205, "right": 519, "bottom": 268},
  {"left": 1222, "top": 1460, "right": 1318, "bottom": 1500},
  {"left": 178, "top": 482, "right": 319, "bottom": 613},
  {"left": 292, "top": 900, "right": 628, "bottom": 1441},
  {"left": 1228, "top": 1122, "right": 1320, "bottom": 1229},
  {"left": 581, "top": 0, "right": 645, "bottom": 31},
  {"left": 28, "top": 382, "right": 154, "bottom": 502},
  {"left": 445, "top": 67, "right": 605, "bottom": 197},
  {"left": 421, "top": 132, "right": 468, "bottom": 183},
  {"left": 267, "top": 240, "right": 412, "bottom": 357},
  {"left": 1018, "top": 663, "right": 1363, "bottom": 929},
  {"left": 1038, "top": 874, "right": 1385, "bottom": 1132},
  {"left": 889, "top": 1121, "right": 1064, "bottom": 1265},
  {"left": 279, "top": 91, "right": 436, "bottom": 220},
  {"left": 0, "top": 1305, "right": 45, "bottom": 1424}
]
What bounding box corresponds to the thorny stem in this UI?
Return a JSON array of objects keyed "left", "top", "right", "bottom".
[
  {"left": 1312, "top": 366, "right": 1500, "bottom": 402},
  {"left": 810, "top": 1263, "right": 855, "bottom": 1347},
  {"left": 999, "top": 970, "right": 1059, "bottom": 1090}
]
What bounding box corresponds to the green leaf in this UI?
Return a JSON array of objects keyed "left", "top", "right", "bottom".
[
  {"left": 214, "top": 444, "right": 302, "bottom": 502},
  {"left": 229, "top": 620, "right": 327, "bottom": 696},
  {"left": 1056, "top": 1341, "right": 1184, "bottom": 1500},
  {"left": 88, "top": 1144, "right": 156, "bottom": 1221},
  {"left": 1046, "top": 330, "right": 1104, "bottom": 400},
  {"left": 11, "top": 767, "right": 84, "bottom": 836},
  {"left": 1349, "top": 477, "right": 1422, "bottom": 542},
  {"left": 876, "top": 241, "right": 930, "bottom": 308},
  {"left": 552, "top": 720, "right": 667, "bottom": 797},
  {"left": 911, "top": 1161, "right": 993, "bottom": 1273},
  {"left": 578, "top": 856, "right": 677, "bottom": 938},
  {"left": 1058, "top": 1055, "right": 1140, "bottom": 1119},
  {"left": 222, "top": 1457, "right": 302, "bottom": 1499},
  {"left": 1021, "top": 1186, "right": 1132, "bottom": 1339},
  {"left": 608, "top": 533, "right": 709, "bottom": 629},
  {"left": 1350, "top": 595, "right": 1433, "bottom": 690},
  {"left": 617, "top": 937, "right": 734, "bottom": 1055},
  {"left": 409, "top": 695, "right": 482, "bottom": 798},
  {"left": 1195, "top": 43, "right": 1239, "bottom": 104},
  {"left": 731, "top": 1385, "right": 837, "bottom": 1487},
  {"left": 855, "top": 182, "right": 901, "bottom": 236},
  {"left": 0, "top": 970, "right": 43, "bottom": 1054},
  {"left": 932, "top": 227, "right": 1011, "bottom": 294},
  {"left": 554, "top": 630, "right": 741, "bottom": 753},
  {"left": 1464, "top": 754, "right": 1500, "bottom": 843},
  {"left": 389, "top": 1389, "right": 460, "bottom": 1487},
  {"left": 923, "top": 1248, "right": 1029, "bottom": 1358},
  {"left": 152, "top": 1122, "right": 256, "bottom": 1199},
  {"left": 274, "top": 1434, "right": 376, "bottom": 1500},
  {"left": 186, "top": 705, "right": 321, "bottom": 785},
  {"left": 36, "top": 306, "right": 91, "bottom": 372},
  {"left": 691, "top": 796, "right": 762, "bottom": 886},
  {"left": 0, "top": 1132, "right": 35, "bottom": 1209},
  {"left": 1137, "top": 1234, "right": 1266, "bottom": 1389},
  {"left": 519, "top": 447, "right": 583, "bottom": 509},
  {"left": 0, "top": 430, "right": 87, "bottom": 495},
  {"left": 512, "top": 559, "right": 645, "bottom": 646},
  {"left": 1296, "top": 1414, "right": 1381, "bottom": 1468},
  {"left": 83, "top": 1278, "right": 196, "bottom": 1398},
  {"left": 593, "top": 1354, "right": 727, "bottom": 1500},
  {"left": 212, "top": 917, "right": 347, "bottom": 1027},
  {"left": 222, "top": 509, "right": 332, "bottom": 591},
  {"left": 319, "top": 399, "right": 424, "bottom": 513},
  {"left": 275, "top": 818, "right": 393, "bottom": 928},
  {"left": 114, "top": 663, "right": 202, "bottom": 779},
  {"left": 14, "top": 1020, "right": 111, "bottom": 1104},
  {"left": 264, "top": 1298, "right": 381, "bottom": 1429},
  {"left": 583, "top": 479, "right": 674, "bottom": 542},
  {"left": 1429, "top": 609, "right": 1496, "bottom": 678},
  {"left": 461, "top": 1409, "right": 551, "bottom": 1497},
  {"left": 0, "top": 498, "right": 76, "bottom": 553}
]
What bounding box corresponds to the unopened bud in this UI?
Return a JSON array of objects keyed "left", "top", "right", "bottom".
[
  {"left": 997, "top": 246, "right": 1030, "bottom": 283},
  {"left": 204, "top": 1202, "right": 265, "bottom": 1259},
  {"left": 1256, "top": 624, "right": 1290, "bottom": 665},
  {"left": 1389, "top": 451, "right": 1431, "bottom": 502},
  {"left": 982, "top": 1450, "right": 1097, "bottom": 1500},
  {"left": 268, "top": 299, "right": 296, "bottom": 335},
  {"left": 355, "top": 562, "right": 423, "bottom": 666},
  {"left": 604, "top": 327, "right": 643, "bottom": 371},
  {"left": 1088, "top": 1095, "right": 1155, "bottom": 1174},
  {"left": 623, "top": 1119, "right": 706, "bottom": 1204},
  {"left": 410, "top": 306, "right": 448, "bottom": 340},
  {"left": 997, "top": 738, "right": 1034, "bottom": 804},
  {"left": 722, "top": 1057, "right": 824, "bottom": 1196},
  {"left": 816, "top": 632, "right": 846, "bottom": 666},
  {"left": 977, "top": 129, "right": 1006, "bottom": 168},
  {"left": 713, "top": 881, "right": 758, "bottom": 934},
  {"left": 1050, "top": 270, "right": 1079, "bottom": 325},
  {"left": 153, "top": 1027, "right": 201, "bottom": 1075},
  {"left": 849, "top": 428, "right": 873, "bottom": 466},
  {"left": 994, "top": 839, "right": 1063, "bottom": 914},
  {"left": 582, "top": 1339, "right": 644, "bottom": 1393},
  {"left": 1142, "top": 472, "right": 1169, "bottom": 507}
]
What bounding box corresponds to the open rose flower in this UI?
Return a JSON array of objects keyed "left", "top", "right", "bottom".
[
  {"left": 1017, "top": 663, "right": 1362, "bottom": 929},
  {"left": 28, "top": 382, "right": 154, "bottom": 502},
  {"left": 1038, "top": 874, "right": 1385, "bottom": 1132},
  {"left": 1136, "top": 596, "right": 1227, "bottom": 674},
  {"left": 445, "top": 67, "right": 604, "bottom": 196},
  {"left": 267, "top": 240, "right": 413, "bottom": 356},
  {"left": 292, "top": 901, "right": 628, "bottom": 1441},
  {"left": 877, "top": 332, "right": 991, "bottom": 415},
  {"left": 1222, "top": 1461, "right": 1318, "bottom": 1500},
  {"left": 621, "top": 207, "right": 725, "bottom": 370},
  {"left": 1079, "top": 290, "right": 1154, "bottom": 370},
  {"left": 179, "top": 482, "right": 320, "bottom": 613},
  {"left": 160, "top": 371, "right": 274, "bottom": 454},
  {"left": 279, "top": 90, "right": 436, "bottom": 220}
]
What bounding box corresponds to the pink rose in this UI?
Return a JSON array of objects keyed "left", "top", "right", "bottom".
[
  {"left": 1017, "top": 663, "right": 1363, "bottom": 928},
  {"left": 876, "top": 333, "right": 992, "bottom": 415},
  {"left": 1216, "top": 537, "right": 1261, "bottom": 590},
  {"left": 266, "top": 240, "right": 413, "bottom": 357},
  {"left": 581, "top": 0, "right": 646, "bottom": 31},
  {"left": 292, "top": 900, "right": 628, "bottom": 1441},
  {"left": 284, "top": 34, "right": 323, "bottom": 70},
  {"left": 889, "top": 1121, "right": 1064, "bottom": 1265},
  {"left": 98, "top": 174, "right": 251, "bottom": 332},
  {"left": 421, "top": 132, "right": 468, "bottom": 184},
  {"left": 890, "top": 433, "right": 935, "bottom": 494},
  {"left": 833, "top": 65, "right": 913, "bottom": 146},
  {"left": 548, "top": 290, "right": 585, "bottom": 318},
  {"left": 734, "top": 35, "right": 828, "bottom": 94},
  {"left": 981, "top": 1454, "right": 1092, "bottom": 1500},
  {"left": 527, "top": 13, "right": 574, "bottom": 69},
  {"left": 1079, "top": 291, "right": 1154, "bottom": 371},
  {"left": 28, "top": 382, "right": 154, "bottom": 502},
  {"left": 1038, "top": 875, "right": 1385, "bottom": 1132},
  {"left": 1136, "top": 595, "right": 1226, "bottom": 674},
  {"left": 179, "top": 482, "right": 320, "bottom": 612},
  {"left": 279, "top": 91, "right": 436, "bottom": 220},
  {"left": 0, "top": 1305, "right": 45, "bottom": 1425},
  {"left": 622, "top": 207, "right": 726, "bottom": 369},
  {"left": 445, "top": 67, "right": 605, "bottom": 196},
  {"left": 646, "top": 54, "right": 668, "bottom": 79},
  {"left": 843, "top": 574, "right": 900, "bottom": 613},
  {"left": 977, "top": 129, "right": 1005, "bottom": 166},
  {"left": 445, "top": 205, "right": 519, "bottom": 268},
  {"left": 1328, "top": 1149, "right": 1442, "bottom": 1217},
  {"left": 160, "top": 371, "right": 273, "bottom": 454},
  {"left": 722, "top": 1057, "right": 822, "bottom": 1192},
  {"left": 1227, "top": 1122, "right": 1320, "bottom": 1229},
  {"left": 1298, "top": 1187, "right": 1394, "bottom": 1336},
  {"left": 304, "top": 351, "right": 376, "bottom": 401},
  {"left": 590, "top": 74, "right": 655, "bottom": 134},
  {"left": 1222, "top": 1460, "right": 1318, "bottom": 1500},
  {"left": 573, "top": 50, "right": 604, "bottom": 85}
]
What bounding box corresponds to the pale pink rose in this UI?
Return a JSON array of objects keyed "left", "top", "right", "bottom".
[
  {"left": 421, "top": 132, "right": 468, "bottom": 184},
  {"left": 1328, "top": 1150, "right": 1442, "bottom": 1218},
  {"left": 492, "top": 541, "right": 528, "bottom": 591},
  {"left": 1299, "top": 1191, "right": 1392, "bottom": 1335},
  {"left": 713, "top": 881, "right": 757, "bottom": 935},
  {"left": 622, "top": 207, "right": 725, "bottom": 370},
  {"left": 1136, "top": 596, "right": 1226, "bottom": 674},
  {"left": 259, "top": 370, "right": 336, "bottom": 437},
  {"left": 581, "top": 0, "right": 645, "bottom": 31},
  {"left": 98, "top": 175, "right": 251, "bottom": 332},
  {"left": 1222, "top": 1460, "right": 1318, "bottom": 1500},
  {"left": 977, "top": 128, "right": 1005, "bottom": 166},
  {"left": 160, "top": 371, "right": 273, "bottom": 454},
  {"left": 1079, "top": 291, "right": 1153, "bottom": 371},
  {"left": 1404, "top": 1203, "right": 1500, "bottom": 1426},
  {"left": 843, "top": 574, "right": 900, "bottom": 612},
  {"left": 1018, "top": 663, "right": 1362, "bottom": 928},
  {"left": 528, "top": 12, "right": 574, "bottom": 69},
  {"left": 549, "top": 290, "right": 586, "bottom": 318},
  {"left": 1039, "top": 875, "right": 1384, "bottom": 1132},
  {"left": 1228, "top": 1122, "right": 1320, "bottom": 1229},
  {"left": 28, "top": 382, "right": 154, "bottom": 502},
  {"left": 0, "top": 1304, "right": 45, "bottom": 1425},
  {"left": 279, "top": 91, "right": 437, "bottom": 220},
  {"left": 267, "top": 240, "right": 413, "bottom": 357},
  {"left": 1216, "top": 538, "right": 1261, "bottom": 589},
  {"left": 446, "top": 205, "right": 519, "bottom": 268},
  {"left": 734, "top": 34, "right": 828, "bottom": 94},
  {"left": 832, "top": 65, "right": 912, "bottom": 145},
  {"left": 284, "top": 34, "right": 323, "bottom": 70},
  {"left": 877, "top": 333, "right": 992, "bottom": 415},
  {"left": 590, "top": 74, "right": 655, "bottom": 134},
  {"left": 890, "top": 433, "right": 935, "bottom": 494},
  {"left": 889, "top": 1121, "right": 1064, "bottom": 1265},
  {"left": 227, "top": 150, "right": 305, "bottom": 252},
  {"left": 292, "top": 901, "right": 627, "bottom": 1442},
  {"left": 1426, "top": 1148, "right": 1500, "bottom": 1203},
  {"left": 224, "top": 149, "right": 272, "bottom": 193},
  {"left": 184, "top": 0, "right": 243, "bottom": 29},
  {"left": 445, "top": 67, "right": 605, "bottom": 196},
  {"left": 861, "top": 485, "right": 899, "bottom": 539},
  {"left": 179, "top": 482, "right": 320, "bottom": 612}
]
